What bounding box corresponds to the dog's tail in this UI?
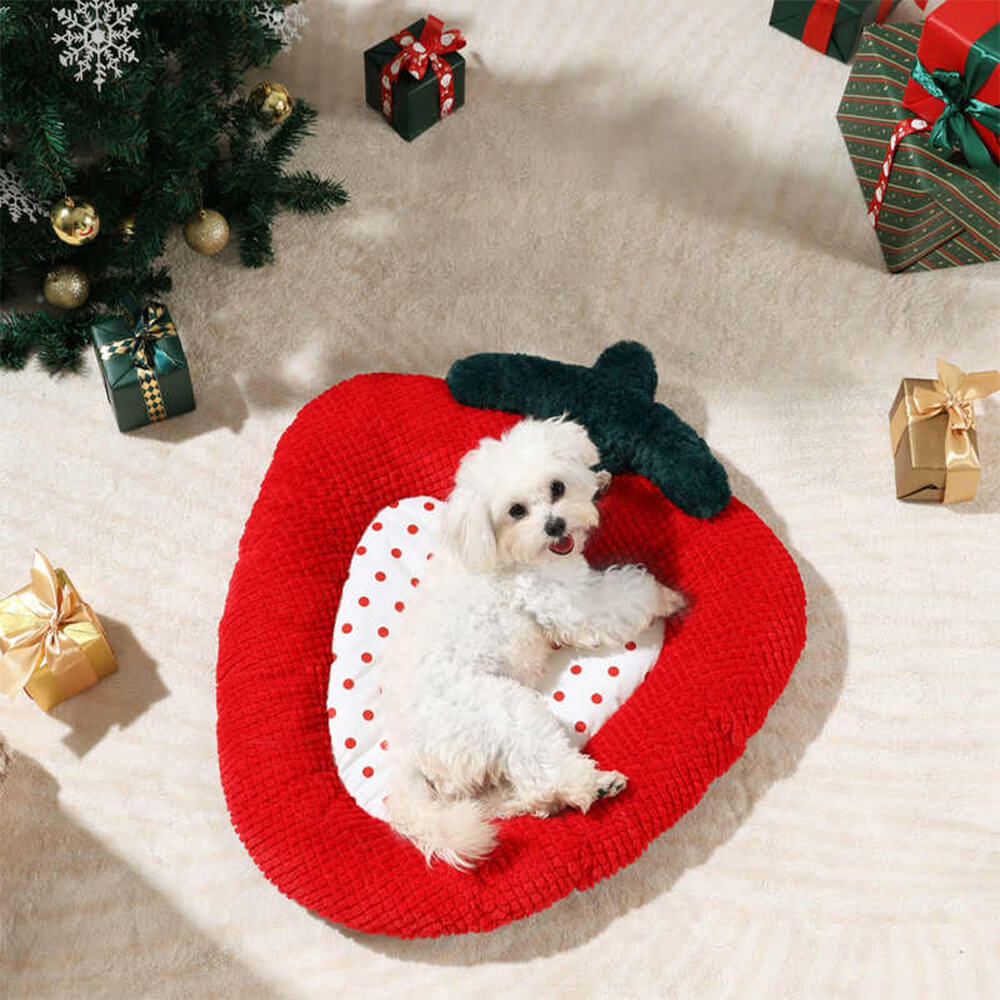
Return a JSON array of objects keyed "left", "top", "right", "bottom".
[{"left": 386, "top": 764, "right": 498, "bottom": 871}]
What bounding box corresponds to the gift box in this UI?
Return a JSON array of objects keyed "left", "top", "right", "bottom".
[
  {"left": 769, "top": 0, "right": 900, "bottom": 62},
  {"left": 91, "top": 296, "right": 195, "bottom": 432},
  {"left": 889, "top": 360, "right": 1000, "bottom": 503},
  {"left": 364, "top": 15, "right": 466, "bottom": 141},
  {"left": 838, "top": 23, "right": 1000, "bottom": 272},
  {"left": 902, "top": 1, "right": 999, "bottom": 170},
  {"left": 0, "top": 551, "right": 117, "bottom": 711}
]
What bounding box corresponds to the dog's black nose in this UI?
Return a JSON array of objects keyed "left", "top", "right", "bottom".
[{"left": 544, "top": 517, "right": 567, "bottom": 538}]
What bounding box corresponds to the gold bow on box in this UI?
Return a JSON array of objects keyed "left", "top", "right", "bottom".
[
  {"left": 889, "top": 360, "right": 1000, "bottom": 504},
  {"left": 0, "top": 551, "right": 117, "bottom": 711}
]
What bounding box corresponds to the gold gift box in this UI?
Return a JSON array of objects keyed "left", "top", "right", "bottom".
[
  {"left": 0, "top": 552, "right": 117, "bottom": 711},
  {"left": 889, "top": 361, "right": 1000, "bottom": 505}
]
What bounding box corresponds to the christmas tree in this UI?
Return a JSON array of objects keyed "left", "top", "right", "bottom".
[{"left": 0, "top": 0, "right": 347, "bottom": 372}]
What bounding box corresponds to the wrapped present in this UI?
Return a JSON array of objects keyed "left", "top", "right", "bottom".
[
  {"left": 889, "top": 360, "right": 1000, "bottom": 503},
  {"left": 838, "top": 23, "right": 1000, "bottom": 272},
  {"left": 769, "top": 0, "right": 900, "bottom": 62},
  {"left": 0, "top": 551, "right": 117, "bottom": 711},
  {"left": 91, "top": 296, "right": 195, "bottom": 432},
  {"left": 902, "top": 1, "right": 1000, "bottom": 170},
  {"left": 364, "top": 15, "right": 466, "bottom": 141}
]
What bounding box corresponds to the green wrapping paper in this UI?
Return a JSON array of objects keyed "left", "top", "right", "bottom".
[
  {"left": 769, "top": 0, "right": 900, "bottom": 63},
  {"left": 837, "top": 24, "right": 1000, "bottom": 273},
  {"left": 91, "top": 300, "right": 195, "bottom": 432},
  {"left": 363, "top": 18, "right": 466, "bottom": 142}
]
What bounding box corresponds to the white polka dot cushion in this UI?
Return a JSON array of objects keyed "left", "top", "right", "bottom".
[{"left": 327, "top": 496, "right": 665, "bottom": 821}]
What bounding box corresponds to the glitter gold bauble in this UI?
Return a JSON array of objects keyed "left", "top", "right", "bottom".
[
  {"left": 50, "top": 196, "right": 100, "bottom": 245},
  {"left": 250, "top": 81, "right": 293, "bottom": 126},
  {"left": 183, "top": 209, "right": 230, "bottom": 255},
  {"left": 43, "top": 264, "right": 89, "bottom": 309},
  {"left": 118, "top": 213, "right": 136, "bottom": 243}
]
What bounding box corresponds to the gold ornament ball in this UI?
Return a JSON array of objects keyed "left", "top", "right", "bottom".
[
  {"left": 250, "top": 81, "right": 293, "bottom": 126},
  {"left": 118, "top": 213, "right": 137, "bottom": 243},
  {"left": 183, "top": 209, "right": 230, "bottom": 255},
  {"left": 43, "top": 264, "right": 89, "bottom": 310},
  {"left": 50, "top": 196, "right": 100, "bottom": 246}
]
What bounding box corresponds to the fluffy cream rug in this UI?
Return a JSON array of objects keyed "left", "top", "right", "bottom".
[{"left": 2, "top": 1, "right": 998, "bottom": 997}]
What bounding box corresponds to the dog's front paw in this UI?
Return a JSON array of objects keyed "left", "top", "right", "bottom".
[
  {"left": 594, "top": 769, "right": 627, "bottom": 801},
  {"left": 655, "top": 584, "right": 685, "bottom": 619}
]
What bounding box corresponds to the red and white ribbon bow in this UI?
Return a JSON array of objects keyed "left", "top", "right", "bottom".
[{"left": 380, "top": 15, "right": 466, "bottom": 121}]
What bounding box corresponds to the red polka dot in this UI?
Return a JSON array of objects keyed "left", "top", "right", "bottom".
[
  {"left": 363, "top": 766, "right": 374, "bottom": 778},
  {"left": 380, "top": 740, "right": 388, "bottom": 751},
  {"left": 327, "top": 707, "right": 336, "bottom": 718},
  {"left": 356, "top": 545, "right": 367, "bottom": 555},
  {"left": 372, "top": 522, "right": 383, "bottom": 532},
  {"left": 407, "top": 524, "right": 419, "bottom": 535},
  {"left": 553, "top": 691, "right": 565, "bottom": 702},
  {"left": 625, "top": 641, "right": 637, "bottom": 651},
  {"left": 343, "top": 678, "right": 354, "bottom": 690},
  {"left": 389, "top": 501, "right": 399, "bottom": 509},
  {"left": 358, "top": 596, "right": 370, "bottom": 607},
  {"left": 363, "top": 709, "right": 374, "bottom": 721},
  {"left": 423, "top": 501, "right": 435, "bottom": 511},
  {"left": 361, "top": 652, "right": 373, "bottom": 664},
  {"left": 426, "top": 552, "right": 434, "bottom": 560},
  {"left": 378, "top": 626, "right": 389, "bottom": 638},
  {"left": 591, "top": 693, "right": 603, "bottom": 704},
  {"left": 394, "top": 601, "right": 405, "bottom": 612},
  {"left": 342, "top": 623, "right": 353, "bottom": 634},
  {"left": 574, "top": 721, "right": 587, "bottom": 733},
  {"left": 410, "top": 578, "right": 420, "bottom": 587},
  {"left": 570, "top": 664, "right": 582, "bottom": 675},
  {"left": 375, "top": 571, "right": 386, "bottom": 582},
  {"left": 608, "top": 666, "right": 620, "bottom": 677},
  {"left": 345, "top": 737, "right": 356, "bottom": 749},
  {"left": 391, "top": 548, "right": 402, "bottom": 558}
]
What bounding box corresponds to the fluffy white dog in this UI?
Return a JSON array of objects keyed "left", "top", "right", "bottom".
[{"left": 381, "top": 417, "right": 684, "bottom": 869}]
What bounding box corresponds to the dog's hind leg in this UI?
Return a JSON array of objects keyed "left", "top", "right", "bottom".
[{"left": 491, "top": 686, "right": 627, "bottom": 818}]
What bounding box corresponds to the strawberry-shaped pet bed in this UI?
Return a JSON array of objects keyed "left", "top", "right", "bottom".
[{"left": 216, "top": 342, "right": 806, "bottom": 938}]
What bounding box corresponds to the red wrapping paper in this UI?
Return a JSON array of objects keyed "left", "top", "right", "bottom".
[{"left": 903, "top": 0, "right": 1000, "bottom": 165}]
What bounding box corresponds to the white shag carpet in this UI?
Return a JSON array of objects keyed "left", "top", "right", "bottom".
[{"left": 1, "top": 1, "right": 998, "bottom": 997}]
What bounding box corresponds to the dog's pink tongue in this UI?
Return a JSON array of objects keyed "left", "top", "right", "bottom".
[{"left": 548, "top": 535, "right": 574, "bottom": 555}]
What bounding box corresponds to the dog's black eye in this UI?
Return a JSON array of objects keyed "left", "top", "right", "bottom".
[
  {"left": 508, "top": 503, "right": 527, "bottom": 520},
  {"left": 550, "top": 480, "right": 565, "bottom": 500}
]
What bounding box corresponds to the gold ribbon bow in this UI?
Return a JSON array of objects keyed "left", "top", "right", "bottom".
[
  {"left": 98, "top": 303, "right": 177, "bottom": 423},
  {"left": 908, "top": 360, "right": 1000, "bottom": 504},
  {"left": 0, "top": 551, "right": 115, "bottom": 708}
]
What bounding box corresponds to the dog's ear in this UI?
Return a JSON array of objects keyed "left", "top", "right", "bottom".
[
  {"left": 547, "top": 417, "right": 600, "bottom": 469},
  {"left": 440, "top": 486, "right": 497, "bottom": 572}
]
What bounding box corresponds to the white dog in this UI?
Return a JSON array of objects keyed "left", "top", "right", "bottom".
[{"left": 381, "top": 417, "right": 684, "bottom": 869}]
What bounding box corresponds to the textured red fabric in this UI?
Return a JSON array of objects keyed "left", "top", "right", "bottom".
[{"left": 216, "top": 375, "right": 806, "bottom": 938}]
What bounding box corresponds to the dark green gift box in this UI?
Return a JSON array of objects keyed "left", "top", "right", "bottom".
[
  {"left": 91, "top": 300, "right": 196, "bottom": 432},
  {"left": 363, "top": 18, "right": 465, "bottom": 141},
  {"left": 838, "top": 24, "right": 1000, "bottom": 273},
  {"left": 770, "top": 0, "right": 899, "bottom": 62}
]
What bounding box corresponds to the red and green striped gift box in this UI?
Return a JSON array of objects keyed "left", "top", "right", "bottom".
[{"left": 837, "top": 23, "right": 999, "bottom": 272}]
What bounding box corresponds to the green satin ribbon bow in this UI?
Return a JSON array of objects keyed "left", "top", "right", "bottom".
[{"left": 911, "top": 23, "right": 1000, "bottom": 172}]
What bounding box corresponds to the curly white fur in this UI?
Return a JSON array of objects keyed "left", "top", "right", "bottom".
[{"left": 380, "top": 417, "right": 684, "bottom": 870}]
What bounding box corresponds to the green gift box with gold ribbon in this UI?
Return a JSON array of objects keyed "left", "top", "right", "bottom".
[
  {"left": 91, "top": 296, "right": 196, "bottom": 432},
  {"left": 838, "top": 23, "right": 1000, "bottom": 272}
]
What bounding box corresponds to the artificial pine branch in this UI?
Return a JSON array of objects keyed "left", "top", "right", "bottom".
[
  {"left": 0, "top": 0, "right": 346, "bottom": 373},
  {"left": 277, "top": 172, "right": 349, "bottom": 214}
]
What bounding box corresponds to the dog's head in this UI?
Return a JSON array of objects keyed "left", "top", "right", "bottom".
[{"left": 441, "top": 417, "right": 610, "bottom": 572}]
